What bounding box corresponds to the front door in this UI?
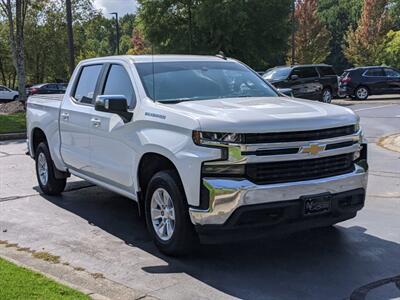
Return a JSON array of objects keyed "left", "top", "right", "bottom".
[
  {"left": 60, "top": 64, "right": 103, "bottom": 174},
  {"left": 88, "top": 63, "right": 138, "bottom": 191},
  {"left": 290, "top": 67, "right": 322, "bottom": 100}
]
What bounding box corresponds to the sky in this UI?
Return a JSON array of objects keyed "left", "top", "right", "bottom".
[{"left": 93, "top": 0, "right": 138, "bottom": 17}]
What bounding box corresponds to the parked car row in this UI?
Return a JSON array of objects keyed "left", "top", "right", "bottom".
[
  {"left": 27, "top": 83, "right": 68, "bottom": 96},
  {"left": 261, "top": 64, "right": 400, "bottom": 102}
]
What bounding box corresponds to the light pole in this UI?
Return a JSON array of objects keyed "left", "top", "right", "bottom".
[
  {"left": 110, "top": 12, "right": 120, "bottom": 55},
  {"left": 291, "top": 0, "right": 296, "bottom": 65}
]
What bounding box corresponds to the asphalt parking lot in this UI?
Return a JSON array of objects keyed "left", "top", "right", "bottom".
[{"left": 1, "top": 97, "right": 400, "bottom": 300}]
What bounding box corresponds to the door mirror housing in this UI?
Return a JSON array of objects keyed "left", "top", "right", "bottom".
[
  {"left": 277, "top": 88, "right": 293, "bottom": 97},
  {"left": 95, "top": 95, "right": 133, "bottom": 123},
  {"left": 290, "top": 74, "right": 299, "bottom": 81}
]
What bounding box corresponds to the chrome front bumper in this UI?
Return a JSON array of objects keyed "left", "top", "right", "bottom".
[{"left": 189, "top": 164, "right": 368, "bottom": 225}]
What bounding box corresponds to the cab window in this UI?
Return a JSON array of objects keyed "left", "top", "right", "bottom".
[
  {"left": 292, "top": 67, "right": 318, "bottom": 78},
  {"left": 102, "top": 64, "right": 136, "bottom": 109},
  {"left": 73, "top": 64, "right": 103, "bottom": 104}
]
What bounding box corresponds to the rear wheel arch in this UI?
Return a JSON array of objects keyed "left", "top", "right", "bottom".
[{"left": 31, "top": 128, "right": 47, "bottom": 157}]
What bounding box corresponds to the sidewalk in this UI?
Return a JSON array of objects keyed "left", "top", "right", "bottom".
[{"left": 378, "top": 133, "right": 400, "bottom": 153}]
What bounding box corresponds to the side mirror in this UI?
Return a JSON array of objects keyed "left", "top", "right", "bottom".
[
  {"left": 95, "top": 95, "right": 133, "bottom": 123},
  {"left": 290, "top": 74, "right": 299, "bottom": 81},
  {"left": 277, "top": 88, "right": 293, "bottom": 97}
]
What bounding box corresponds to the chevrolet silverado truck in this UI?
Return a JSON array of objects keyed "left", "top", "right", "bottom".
[{"left": 27, "top": 55, "right": 368, "bottom": 255}]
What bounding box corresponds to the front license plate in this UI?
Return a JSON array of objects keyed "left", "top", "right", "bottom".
[{"left": 303, "top": 194, "right": 332, "bottom": 216}]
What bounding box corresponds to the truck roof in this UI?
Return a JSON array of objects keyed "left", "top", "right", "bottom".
[{"left": 80, "top": 55, "right": 231, "bottom": 65}]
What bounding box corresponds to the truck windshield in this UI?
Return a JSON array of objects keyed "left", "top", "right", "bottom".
[
  {"left": 135, "top": 61, "right": 278, "bottom": 102},
  {"left": 263, "top": 67, "right": 291, "bottom": 81}
]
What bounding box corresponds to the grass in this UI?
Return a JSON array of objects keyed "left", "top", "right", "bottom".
[
  {"left": 0, "top": 257, "right": 89, "bottom": 300},
  {"left": 0, "top": 112, "right": 26, "bottom": 134}
]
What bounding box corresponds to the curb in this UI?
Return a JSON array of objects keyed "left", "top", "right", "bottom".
[
  {"left": 378, "top": 133, "right": 400, "bottom": 153},
  {"left": 0, "top": 132, "right": 26, "bottom": 141},
  {"left": 0, "top": 245, "right": 144, "bottom": 300}
]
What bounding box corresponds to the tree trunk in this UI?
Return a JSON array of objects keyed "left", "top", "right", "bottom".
[{"left": 66, "top": 0, "right": 75, "bottom": 77}]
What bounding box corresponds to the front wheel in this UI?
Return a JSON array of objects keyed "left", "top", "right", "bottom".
[
  {"left": 35, "top": 142, "right": 66, "bottom": 195},
  {"left": 145, "top": 170, "right": 197, "bottom": 256},
  {"left": 321, "top": 88, "right": 332, "bottom": 103},
  {"left": 355, "top": 86, "right": 369, "bottom": 100}
]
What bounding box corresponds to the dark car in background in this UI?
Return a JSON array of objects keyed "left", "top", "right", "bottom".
[
  {"left": 339, "top": 66, "right": 400, "bottom": 100},
  {"left": 27, "top": 83, "right": 68, "bottom": 96},
  {"left": 263, "top": 64, "right": 338, "bottom": 103}
]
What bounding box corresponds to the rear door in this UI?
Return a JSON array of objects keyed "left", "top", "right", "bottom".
[
  {"left": 290, "top": 67, "right": 321, "bottom": 99},
  {"left": 60, "top": 64, "right": 104, "bottom": 174},
  {"left": 88, "top": 63, "right": 138, "bottom": 190},
  {"left": 362, "top": 68, "right": 386, "bottom": 94},
  {"left": 384, "top": 68, "right": 400, "bottom": 94}
]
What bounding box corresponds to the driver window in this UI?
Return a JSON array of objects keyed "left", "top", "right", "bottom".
[{"left": 102, "top": 64, "right": 136, "bottom": 109}]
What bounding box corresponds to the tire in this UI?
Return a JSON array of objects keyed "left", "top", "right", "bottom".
[
  {"left": 320, "top": 88, "right": 332, "bottom": 103},
  {"left": 355, "top": 86, "right": 369, "bottom": 100},
  {"left": 145, "top": 170, "right": 197, "bottom": 256},
  {"left": 12, "top": 95, "right": 18, "bottom": 101},
  {"left": 35, "top": 142, "right": 66, "bottom": 195}
]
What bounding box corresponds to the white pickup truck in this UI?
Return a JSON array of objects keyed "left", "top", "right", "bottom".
[{"left": 27, "top": 55, "right": 368, "bottom": 255}]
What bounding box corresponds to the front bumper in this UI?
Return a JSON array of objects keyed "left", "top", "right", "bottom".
[{"left": 189, "top": 164, "right": 368, "bottom": 226}]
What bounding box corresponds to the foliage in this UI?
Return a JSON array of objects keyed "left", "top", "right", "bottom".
[
  {"left": 0, "top": 257, "right": 89, "bottom": 299},
  {"left": 288, "top": 0, "right": 331, "bottom": 64},
  {"left": 127, "top": 28, "right": 151, "bottom": 55},
  {"left": 344, "top": 0, "right": 393, "bottom": 66},
  {"left": 136, "top": 0, "right": 292, "bottom": 70},
  {"left": 382, "top": 30, "right": 400, "bottom": 68},
  {"left": 318, "top": 0, "right": 363, "bottom": 71}
]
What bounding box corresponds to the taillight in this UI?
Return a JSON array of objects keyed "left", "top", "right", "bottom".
[
  {"left": 341, "top": 77, "right": 352, "bottom": 84},
  {"left": 30, "top": 88, "right": 38, "bottom": 94}
]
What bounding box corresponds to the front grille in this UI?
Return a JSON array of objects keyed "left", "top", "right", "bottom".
[
  {"left": 244, "top": 125, "right": 356, "bottom": 144},
  {"left": 246, "top": 154, "right": 354, "bottom": 184}
]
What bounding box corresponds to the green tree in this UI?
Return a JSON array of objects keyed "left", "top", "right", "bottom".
[
  {"left": 288, "top": 0, "right": 331, "bottom": 64},
  {"left": 344, "top": 0, "right": 393, "bottom": 66},
  {"left": 318, "top": 0, "right": 363, "bottom": 71},
  {"left": 382, "top": 30, "right": 400, "bottom": 68},
  {"left": 136, "top": 0, "right": 292, "bottom": 70}
]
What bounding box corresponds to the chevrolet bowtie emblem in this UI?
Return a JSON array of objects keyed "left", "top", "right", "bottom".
[{"left": 301, "top": 144, "right": 326, "bottom": 155}]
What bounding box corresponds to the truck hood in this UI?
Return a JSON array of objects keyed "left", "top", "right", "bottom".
[{"left": 169, "top": 96, "right": 358, "bottom": 133}]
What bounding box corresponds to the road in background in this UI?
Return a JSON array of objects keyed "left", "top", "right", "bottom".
[{"left": 0, "top": 100, "right": 399, "bottom": 300}]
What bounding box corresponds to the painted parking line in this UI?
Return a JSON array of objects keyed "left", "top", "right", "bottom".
[{"left": 354, "top": 104, "right": 396, "bottom": 112}]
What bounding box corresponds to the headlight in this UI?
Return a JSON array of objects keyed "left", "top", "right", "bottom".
[{"left": 193, "top": 131, "right": 243, "bottom": 145}]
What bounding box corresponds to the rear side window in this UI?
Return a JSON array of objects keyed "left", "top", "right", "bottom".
[
  {"left": 364, "top": 68, "right": 385, "bottom": 77},
  {"left": 47, "top": 84, "right": 57, "bottom": 89},
  {"left": 318, "top": 66, "right": 336, "bottom": 76},
  {"left": 102, "top": 64, "right": 136, "bottom": 109},
  {"left": 384, "top": 68, "right": 400, "bottom": 78},
  {"left": 292, "top": 67, "right": 318, "bottom": 78},
  {"left": 74, "top": 64, "right": 103, "bottom": 104}
]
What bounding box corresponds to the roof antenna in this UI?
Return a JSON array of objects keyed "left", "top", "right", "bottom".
[
  {"left": 216, "top": 50, "right": 227, "bottom": 60},
  {"left": 152, "top": 44, "right": 156, "bottom": 101}
]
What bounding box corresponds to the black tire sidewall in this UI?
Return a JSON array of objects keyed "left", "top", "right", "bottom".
[
  {"left": 145, "top": 170, "right": 195, "bottom": 255},
  {"left": 35, "top": 142, "right": 65, "bottom": 195}
]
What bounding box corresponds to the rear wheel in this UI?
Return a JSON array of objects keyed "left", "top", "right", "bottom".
[
  {"left": 35, "top": 142, "right": 66, "bottom": 195},
  {"left": 355, "top": 86, "right": 369, "bottom": 100},
  {"left": 145, "top": 170, "right": 197, "bottom": 256},
  {"left": 321, "top": 88, "right": 332, "bottom": 103}
]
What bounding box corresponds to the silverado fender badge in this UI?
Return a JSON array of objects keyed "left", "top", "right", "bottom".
[
  {"left": 145, "top": 112, "right": 166, "bottom": 120},
  {"left": 300, "top": 144, "right": 326, "bottom": 155}
]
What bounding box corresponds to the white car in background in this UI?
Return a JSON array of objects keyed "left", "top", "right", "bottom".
[{"left": 0, "top": 85, "right": 19, "bottom": 102}]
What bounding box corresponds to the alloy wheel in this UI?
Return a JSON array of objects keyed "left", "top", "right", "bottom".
[{"left": 150, "top": 188, "right": 176, "bottom": 241}]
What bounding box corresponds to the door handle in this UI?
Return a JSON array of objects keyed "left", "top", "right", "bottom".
[
  {"left": 91, "top": 118, "right": 101, "bottom": 128},
  {"left": 61, "top": 112, "right": 69, "bottom": 121}
]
